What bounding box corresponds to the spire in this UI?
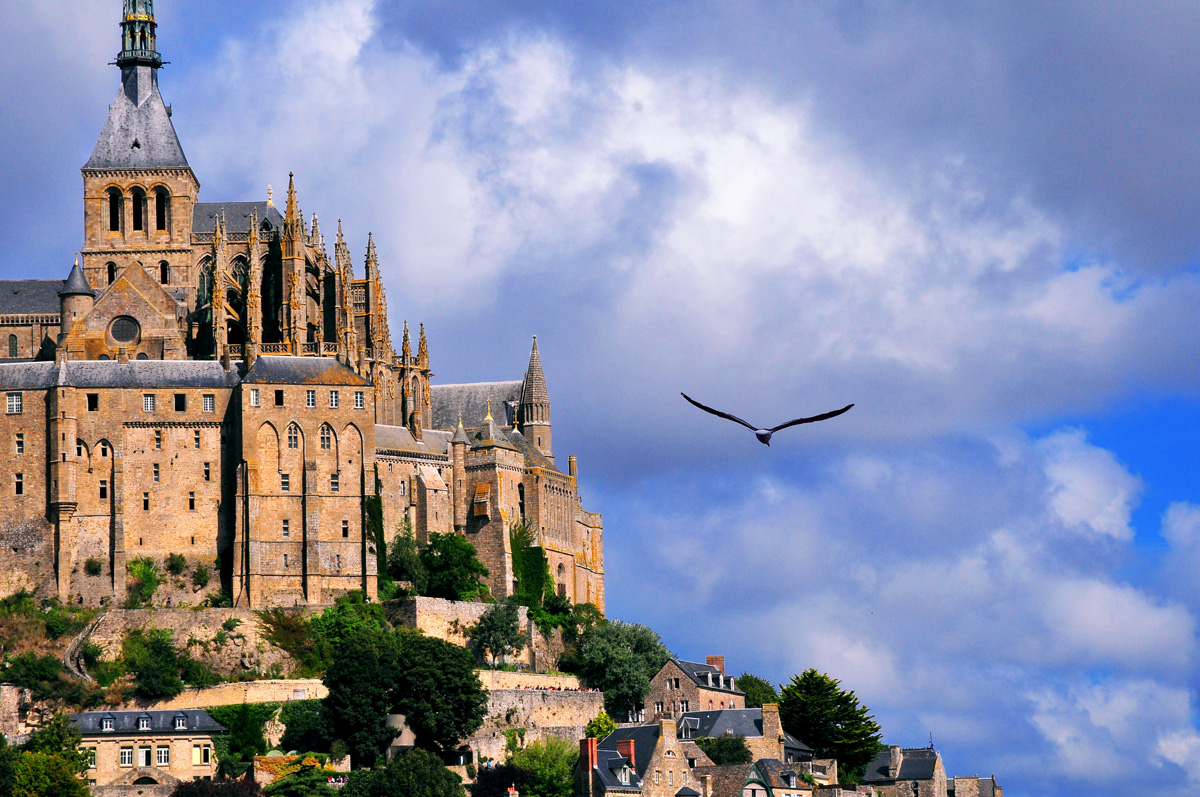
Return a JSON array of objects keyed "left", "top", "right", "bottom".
[
  {"left": 522, "top": 336, "right": 549, "bottom": 406},
  {"left": 310, "top": 213, "right": 322, "bottom": 246},
  {"left": 485, "top": 398, "right": 494, "bottom": 422},
  {"left": 60, "top": 256, "right": 95, "bottom": 298},
  {"left": 417, "top": 323, "right": 429, "bottom": 365},
  {"left": 365, "top": 232, "right": 380, "bottom": 281},
  {"left": 402, "top": 321, "right": 412, "bottom": 360},
  {"left": 285, "top": 173, "right": 299, "bottom": 226},
  {"left": 117, "top": 0, "right": 162, "bottom": 69},
  {"left": 452, "top": 416, "right": 470, "bottom": 446}
]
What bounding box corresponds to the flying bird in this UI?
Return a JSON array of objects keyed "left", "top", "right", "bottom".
[{"left": 681, "top": 393, "right": 853, "bottom": 446}]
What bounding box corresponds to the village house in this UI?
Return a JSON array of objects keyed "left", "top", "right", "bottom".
[
  {"left": 646, "top": 657, "right": 744, "bottom": 719},
  {"left": 860, "top": 746, "right": 947, "bottom": 797},
  {"left": 72, "top": 709, "right": 224, "bottom": 788},
  {"left": 578, "top": 719, "right": 714, "bottom": 797}
]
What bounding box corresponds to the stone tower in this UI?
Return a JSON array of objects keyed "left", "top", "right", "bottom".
[
  {"left": 80, "top": 0, "right": 199, "bottom": 298},
  {"left": 519, "top": 336, "right": 553, "bottom": 462}
]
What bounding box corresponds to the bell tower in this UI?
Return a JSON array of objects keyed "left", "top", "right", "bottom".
[{"left": 80, "top": 0, "right": 199, "bottom": 304}]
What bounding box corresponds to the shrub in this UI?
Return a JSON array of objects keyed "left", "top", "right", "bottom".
[
  {"left": 695, "top": 734, "right": 753, "bottom": 765},
  {"left": 584, "top": 710, "right": 617, "bottom": 740},
  {"left": 125, "top": 557, "right": 162, "bottom": 608},
  {"left": 193, "top": 563, "right": 211, "bottom": 589},
  {"left": 279, "top": 700, "right": 329, "bottom": 754},
  {"left": 208, "top": 703, "right": 279, "bottom": 778},
  {"left": 123, "top": 628, "right": 184, "bottom": 699},
  {"left": 222, "top": 617, "right": 241, "bottom": 632},
  {"left": 166, "top": 553, "right": 188, "bottom": 576},
  {"left": 84, "top": 558, "right": 103, "bottom": 577},
  {"left": 80, "top": 641, "right": 102, "bottom": 668}
]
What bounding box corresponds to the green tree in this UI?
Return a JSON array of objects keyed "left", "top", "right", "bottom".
[
  {"left": 0, "top": 737, "right": 17, "bottom": 797},
  {"left": 695, "top": 735, "right": 753, "bottom": 765},
  {"left": 261, "top": 759, "right": 336, "bottom": 797},
  {"left": 736, "top": 672, "right": 779, "bottom": 709},
  {"left": 584, "top": 710, "right": 617, "bottom": 740},
  {"left": 471, "top": 762, "right": 530, "bottom": 797},
  {"left": 207, "top": 702, "right": 275, "bottom": 778},
  {"left": 468, "top": 601, "right": 527, "bottom": 667},
  {"left": 323, "top": 628, "right": 399, "bottom": 768},
  {"left": 310, "top": 592, "right": 389, "bottom": 649},
  {"left": 421, "top": 532, "right": 490, "bottom": 601},
  {"left": 387, "top": 522, "right": 428, "bottom": 597},
  {"left": 392, "top": 631, "right": 488, "bottom": 752},
  {"left": 12, "top": 751, "right": 89, "bottom": 797},
  {"left": 21, "top": 712, "right": 88, "bottom": 774},
  {"left": 577, "top": 621, "right": 672, "bottom": 721},
  {"left": 279, "top": 700, "right": 329, "bottom": 754},
  {"left": 510, "top": 737, "right": 579, "bottom": 797},
  {"left": 124, "top": 627, "right": 184, "bottom": 699},
  {"left": 343, "top": 748, "right": 466, "bottom": 797},
  {"left": 778, "top": 669, "right": 883, "bottom": 782}
]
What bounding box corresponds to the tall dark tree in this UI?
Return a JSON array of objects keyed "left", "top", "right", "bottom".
[
  {"left": 388, "top": 524, "right": 428, "bottom": 596},
  {"left": 392, "top": 631, "right": 488, "bottom": 752},
  {"left": 510, "top": 737, "right": 579, "bottom": 797},
  {"left": 468, "top": 600, "right": 527, "bottom": 667},
  {"left": 736, "top": 672, "right": 779, "bottom": 709},
  {"left": 343, "top": 748, "right": 467, "bottom": 797},
  {"left": 323, "top": 627, "right": 400, "bottom": 768},
  {"left": 695, "top": 735, "right": 753, "bottom": 765},
  {"left": 778, "top": 669, "right": 883, "bottom": 782},
  {"left": 422, "top": 532, "right": 491, "bottom": 601},
  {"left": 576, "top": 621, "right": 672, "bottom": 721},
  {"left": 124, "top": 627, "right": 184, "bottom": 700}
]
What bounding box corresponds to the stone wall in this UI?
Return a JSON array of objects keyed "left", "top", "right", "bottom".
[
  {"left": 115, "top": 679, "right": 327, "bottom": 713},
  {"left": 393, "top": 596, "right": 565, "bottom": 671},
  {"left": 93, "top": 785, "right": 175, "bottom": 797},
  {"left": 476, "top": 671, "right": 583, "bottom": 691},
  {"left": 470, "top": 687, "right": 603, "bottom": 764}
]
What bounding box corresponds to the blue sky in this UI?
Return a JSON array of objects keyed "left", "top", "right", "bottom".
[{"left": 5, "top": 1, "right": 1200, "bottom": 793}]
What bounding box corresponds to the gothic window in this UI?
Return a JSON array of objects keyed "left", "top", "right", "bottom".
[
  {"left": 107, "top": 262, "right": 117, "bottom": 285},
  {"left": 198, "top": 260, "right": 214, "bottom": 308},
  {"left": 7, "top": 335, "right": 15, "bottom": 358},
  {"left": 155, "top": 188, "right": 169, "bottom": 231},
  {"left": 287, "top": 425, "right": 299, "bottom": 449},
  {"left": 131, "top": 188, "right": 146, "bottom": 232},
  {"left": 159, "top": 261, "right": 170, "bottom": 284},
  {"left": 107, "top": 189, "right": 122, "bottom": 232},
  {"left": 320, "top": 426, "right": 332, "bottom": 450}
]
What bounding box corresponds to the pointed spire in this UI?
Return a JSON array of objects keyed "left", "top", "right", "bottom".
[
  {"left": 117, "top": 0, "right": 163, "bottom": 69},
  {"left": 417, "top": 323, "right": 429, "bottom": 365},
  {"left": 365, "top": 232, "right": 380, "bottom": 280},
  {"left": 311, "top": 213, "right": 321, "bottom": 245},
  {"left": 485, "top": 397, "right": 494, "bottom": 422},
  {"left": 336, "top": 219, "right": 345, "bottom": 246},
  {"left": 285, "top": 172, "right": 299, "bottom": 225},
  {"left": 401, "top": 321, "right": 412, "bottom": 360},
  {"left": 452, "top": 416, "right": 471, "bottom": 446},
  {"left": 522, "top": 336, "right": 550, "bottom": 405},
  {"left": 267, "top": 185, "right": 274, "bottom": 206},
  {"left": 60, "top": 256, "right": 95, "bottom": 297}
]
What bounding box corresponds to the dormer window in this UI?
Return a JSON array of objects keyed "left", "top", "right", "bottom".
[
  {"left": 618, "top": 766, "right": 631, "bottom": 785},
  {"left": 174, "top": 715, "right": 187, "bottom": 730},
  {"left": 138, "top": 716, "right": 151, "bottom": 731},
  {"left": 102, "top": 717, "right": 114, "bottom": 732}
]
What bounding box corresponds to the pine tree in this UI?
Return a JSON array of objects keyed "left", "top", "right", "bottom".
[{"left": 777, "top": 669, "right": 883, "bottom": 782}]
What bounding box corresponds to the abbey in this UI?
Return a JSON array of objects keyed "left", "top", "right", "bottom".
[{"left": 0, "top": 0, "right": 604, "bottom": 611}]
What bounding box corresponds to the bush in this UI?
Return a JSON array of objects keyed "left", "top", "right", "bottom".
[
  {"left": 125, "top": 557, "right": 162, "bottom": 608},
  {"left": 421, "top": 532, "right": 490, "bottom": 602},
  {"left": 84, "top": 558, "right": 103, "bottom": 577},
  {"left": 123, "top": 628, "right": 184, "bottom": 699},
  {"left": 695, "top": 734, "right": 753, "bottom": 765},
  {"left": 279, "top": 700, "right": 329, "bottom": 754},
  {"left": 208, "top": 703, "right": 278, "bottom": 778},
  {"left": 193, "top": 563, "right": 211, "bottom": 589},
  {"left": 258, "top": 609, "right": 330, "bottom": 677},
  {"left": 167, "top": 553, "right": 188, "bottom": 576},
  {"left": 80, "top": 641, "right": 102, "bottom": 668},
  {"left": 584, "top": 710, "right": 617, "bottom": 740},
  {"left": 386, "top": 522, "right": 427, "bottom": 597},
  {"left": 171, "top": 779, "right": 263, "bottom": 796},
  {"left": 222, "top": 617, "right": 241, "bottom": 632}
]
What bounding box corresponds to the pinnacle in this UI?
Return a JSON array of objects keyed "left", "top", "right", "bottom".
[{"left": 522, "top": 335, "right": 549, "bottom": 405}]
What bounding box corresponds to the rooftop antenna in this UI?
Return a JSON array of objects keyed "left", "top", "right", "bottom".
[{"left": 929, "top": 731, "right": 934, "bottom": 749}]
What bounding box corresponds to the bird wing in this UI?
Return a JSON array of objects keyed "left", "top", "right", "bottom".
[
  {"left": 768, "top": 404, "right": 854, "bottom": 433},
  {"left": 681, "top": 393, "right": 759, "bottom": 432}
]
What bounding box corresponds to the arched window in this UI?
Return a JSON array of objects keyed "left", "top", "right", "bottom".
[
  {"left": 197, "top": 260, "right": 213, "bottom": 307},
  {"left": 518, "top": 484, "right": 525, "bottom": 519},
  {"left": 136, "top": 353, "right": 148, "bottom": 360},
  {"left": 106, "top": 262, "right": 116, "bottom": 285},
  {"left": 159, "top": 261, "right": 170, "bottom": 285},
  {"left": 287, "top": 425, "right": 299, "bottom": 450},
  {"left": 320, "top": 425, "right": 332, "bottom": 451},
  {"left": 7, "top": 335, "right": 16, "bottom": 358},
  {"left": 154, "top": 188, "right": 169, "bottom": 231},
  {"left": 107, "top": 189, "right": 122, "bottom": 232},
  {"left": 131, "top": 188, "right": 146, "bottom": 232},
  {"left": 98, "top": 354, "right": 110, "bottom": 361}
]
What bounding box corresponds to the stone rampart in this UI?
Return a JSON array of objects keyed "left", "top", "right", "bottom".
[
  {"left": 392, "top": 597, "right": 565, "bottom": 671},
  {"left": 469, "top": 687, "right": 603, "bottom": 764},
  {"left": 116, "top": 679, "right": 327, "bottom": 712},
  {"left": 476, "top": 671, "right": 583, "bottom": 691}
]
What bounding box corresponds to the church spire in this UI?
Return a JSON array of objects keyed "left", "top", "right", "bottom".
[
  {"left": 417, "top": 323, "right": 429, "bottom": 366},
  {"left": 519, "top": 336, "right": 553, "bottom": 461},
  {"left": 117, "top": 0, "right": 163, "bottom": 69},
  {"left": 285, "top": 173, "right": 300, "bottom": 229},
  {"left": 365, "top": 232, "right": 380, "bottom": 282},
  {"left": 402, "top": 321, "right": 412, "bottom": 360}
]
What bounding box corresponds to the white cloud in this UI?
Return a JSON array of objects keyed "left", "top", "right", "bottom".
[{"left": 1040, "top": 429, "right": 1142, "bottom": 541}]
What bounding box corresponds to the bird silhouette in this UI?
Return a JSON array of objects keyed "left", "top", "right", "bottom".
[{"left": 681, "top": 393, "right": 853, "bottom": 446}]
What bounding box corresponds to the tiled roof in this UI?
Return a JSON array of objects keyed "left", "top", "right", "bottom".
[
  {"left": 84, "top": 73, "right": 190, "bottom": 170},
  {"left": 672, "top": 660, "right": 745, "bottom": 695},
  {"left": 0, "top": 360, "right": 241, "bottom": 390},
  {"left": 242, "top": 356, "right": 369, "bottom": 386},
  {"left": 861, "top": 748, "right": 940, "bottom": 784},
  {"left": 72, "top": 709, "right": 225, "bottom": 736},
  {"left": 431, "top": 381, "right": 522, "bottom": 430},
  {"left": 193, "top": 202, "right": 285, "bottom": 235},
  {"left": 0, "top": 280, "right": 65, "bottom": 315}
]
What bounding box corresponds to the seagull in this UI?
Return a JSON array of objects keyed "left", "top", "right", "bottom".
[{"left": 681, "top": 393, "right": 854, "bottom": 446}]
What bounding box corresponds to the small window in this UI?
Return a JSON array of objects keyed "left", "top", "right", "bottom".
[
  {"left": 132, "top": 190, "right": 145, "bottom": 231},
  {"left": 138, "top": 716, "right": 151, "bottom": 731},
  {"left": 87, "top": 394, "right": 99, "bottom": 412},
  {"left": 174, "top": 394, "right": 187, "bottom": 412},
  {"left": 6, "top": 393, "right": 22, "bottom": 414},
  {"left": 194, "top": 430, "right": 201, "bottom": 450},
  {"left": 342, "top": 520, "right": 349, "bottom": 539},
  {"left": 103, "top": 718, "right": 115, "bottom": 732},
  {"left": 284, "top": 553, "right": 289, "bottom": 568},
  {"left": 282, "top": 519, "right": 289, "bottom": 538},
  {"left": 143, "top": 394, "right": 156, "bottom": 413},
  {"left": 120, "top": 747, "right": 133, "bottom": 767},
  {"left": 157, "top": 746, "right": 170, "bottom": 766},
  {"left": 7, "top": 334, "right": 15, "bottom": 358},
  {"left": 15, "top": 433, "right": 24, "bottom": 454},
  {"left": 159, "top": 261, "right": 170, "bottom": 285},
  {"left": 107, "top": 262, "right": 117, "bottom": 285},
  {"left": 320, "top": 427, "right": 331, "bottom": 450},
  {"left": 204, "top": 463, "right": 211, "bottom": 481},
  {"left": 336, "top": 554, "right": 341, "bottom": 569},
  {"left": 306, "top": 390, "right": 316, "bottom": 408},
  {"left": 108, "top": 190, "right": 122, "bottom": 233},
  {"left": 154, "top": 430, "right": 162, "bottom": 449},
  {"left": 281, "top": 473, "right": 290, "bottom": 492},
  {"left": 203, "top": 394, "right": 215, "bottom": 413},
  {"left": 155, "top": 189, "right": 169, "bottom": 231},
  {"left": 329, "top": 390, "right": 340, "bottom": 409},
  {"left": 87, "top": 748, "right": 97, "bottom": 769},
  {"left": 143, "top": 492, "right": 150, "bottom": 511},
  {"left": 175, "top": 716, "right": 186, "bottom": 730},
  {"left": 355, "top": 391, "right": 364, "bottom": 410},
  {"left": 250, "top": 389, "right": 260, "bottom": 407},
  {"left": 101, "top": 443, "right": 109, "bottom": 457},
  {"left": 153, "top": 464, "right": 160, "bottom": 483},
  {"left": 100, "top": 480, "right": 108, "bottom": 500},
  {"left": 275, "top": 390, "right": 285, "bottom": 407},
  {"left": 189, "top": 492, "right": 195, "bottom": 511},
  {"left": 139, "top": 746, "right": 151, "bottom": 767},
  {"left": 287, "top": 425, "right": 299, "bottom": 449},
  {"left": 15, "top": 474, "right": 23, "bottom": 496},
  {"left": 330, "top": 473, "right": 339, "bottom": 493}
]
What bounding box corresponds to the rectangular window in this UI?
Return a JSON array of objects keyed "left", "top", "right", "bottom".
[
  {"left": 139, "top": 747, "right": 152, "bottom": 767},
  {"left": 153, "top": 464, "right": 160, "bottom": 483},
  {"left": 204, "top": 463, "right": 211, "bottom": 481},
  {"left": 15, "top": 474, "right": 23, "bottom": 496},
  {"left": 275, "top": 390, "right": 285, "bottom": 407},
  {"left": 101, "top": 442, "right": 109, "bottom": 458},
  {"left": 355, "top": 391, "right": 364, "bottom": 410},
  {"left": 6, "top": 393, "right": 22, "bottom": 414},
  {"left": 174, "top": 393, "right": 187, "bottom": 412},
  {"left": 100, "top": 480, "right": 108, "bottom": 500},
  {"left": 120, "top": 748, "right": 133, "bottom": 767},
  {"left": 342, "top": 520, "right": 349, "bottom": 539},
  {"left": 154, "top": 430, "right": 162, "bottom": 450},
  {"left": 87, "top": 748, "right": 97, "bottom": 769},
  {"left": 281, "top": 473, "right": 290, "bottom": 492},
  {"left": 203, "top": 745, "right": 211, "bottom": 764},
  {"left": 157, "top": 746, "right": 170, "bottom": 766},
  {"left": 329, "top": 390, "right": 340, "bottom": 409},
  {"left": 143, "top": 492, "right": 149, "bottom": 511},
  {"left": 194, "top": 430, "right": 201, "bottom": 449},
  {"left": 330, "top": 473, "right": 339, "bottom": 493},
  {"left": 189, "top": 492, "right": 195, "bottom": 511},
  {"left": 306, "top": 390, "right": 316, "bottom": 408},
  {"left": 282, "top": 519, "right": 289, "bottom": 539},
  {"left": 77, "top": 442, "right": 84, "bottom": 458},
  {"left": 284, "top": 553, "right": 289, "bottom": 568},
  {"left": 249, "top": 389, "right": 260, "bottom": 407},
  {"left": 680, "top": 700, "right": 689, "bottom": 713},
  {"left": 87, "top": 394, "right": 99, "bottom": 412},
  {"left": 203, "top": 394, "right": 215, "bottom": 413},
  {"left": 143, "top": 394, "right": 155, "bottom": 412},
  {"left": 192, "top": 745, "right": 201, "bottom": 766},
  {"left": 15, "top": 433, "right": 23, "bottom": 454}
]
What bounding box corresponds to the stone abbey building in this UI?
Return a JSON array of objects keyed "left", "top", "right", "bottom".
[{"left": 0, "top": 0, "right": 604, "bottom": 610}]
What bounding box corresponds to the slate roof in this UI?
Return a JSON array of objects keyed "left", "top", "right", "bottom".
[
  {"left": 861, "top": 748, "right": 940, "bottom": 784},
  {"left": 84, "top": 68, "right": 190, "bottom": 170},
  {"left": 673, "top": 659, "right": 746, "bottom": 695},
  {"left": 598, "top": 725, "right": 661, "bottom": 784},
  {"left": 948, "top": 776, "right": 999, "bottom": 797},
  {"left": 0, "top": 360, "right": 242, "bottom": 390},
  {"left": 193, "top": 202, "right": 285, "bottom": 235},
  {"left": 691, "top": 763, "right": 758, "bottom": 797},
  {"left": 431, "top": 381, "right": 522, "bottom": 430},
  {"left": 376, "top": 424, "right": 449, "bottom": 458},
  {"left": 72, "top": 709, "right": 225, "bottom": 736},
  {"left": 678, "top": 709, "right": 762, "bottom": 740},
  {"left": 506, "top": 427, "right": 559, "bottom": 472},
  {"left": 242, "top": 356, "right": 369, "bottom": 386},
  {"left": 0, "top": 280, "right": 66, "bottom": 316},
  {"left": 593, "top": 748, "right": 641, "bottom": 792},
  {"left": 60, "top": 264, "right": 95, "bottom": 298},
  {"left": 755, "top": 759, "right": 802, "bottom": 790}
]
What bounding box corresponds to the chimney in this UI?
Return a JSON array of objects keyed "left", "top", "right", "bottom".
[
  {"left": 706, "top": 656, "right": 726, "bottom": 675},
  {"left": 581, "top": 737, "right": 598, "bottom": 771},
  {"left": 569, "top": 456, "right": 578, "bottom": 479},
  {"left": 616, "top": 739, "right": 635, "bottom": 769},
  {"left": 117, "top": 347, "right": 129, "bottom": 364},
  {"left": 659, "top": 717, "right": 677, "bottom": 744},
  {"left": 507, "top": 786, "right": 520, "bottom": 797},
  {"left": 221, "top": 347, "right": 233, "bottom": 371},
  {"left": 761, "top": 703, "right": 783, "bottom": 745},
  {"left": 887, "top": 745, "right": 902, "bottom": 779}
]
